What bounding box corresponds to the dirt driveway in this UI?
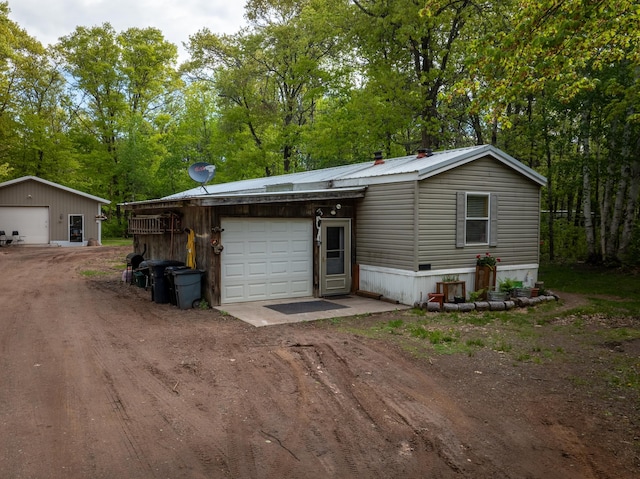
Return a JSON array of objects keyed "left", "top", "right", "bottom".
[{"left": 0, "top": 246, "right": 638, "bottom": 478}]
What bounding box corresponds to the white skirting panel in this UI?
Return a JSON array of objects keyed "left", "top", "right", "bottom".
[{"left": 357, "top": 264, "right": 541, "bottom": 306}]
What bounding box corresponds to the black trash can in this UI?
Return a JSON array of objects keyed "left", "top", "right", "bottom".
[
  {"left": 172, "top": 269, "right": 204, "bottom": 309},
  {"left": 165, "top": 265, "right": 190, "bottom": 305},
  {"left": 146, "top": 260, "right": 185, "bottom": 303}
]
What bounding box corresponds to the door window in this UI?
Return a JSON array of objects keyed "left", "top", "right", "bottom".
[
  {"left": 326, "top": 226, "right": 345, "bottom": 275},
  {"left": 69, "top": 215, "right": 83, "bottom": 242}
]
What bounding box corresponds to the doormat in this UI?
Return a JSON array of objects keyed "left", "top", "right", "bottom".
[{"left": 266, "top": 300, "right": 347, "bottom": 315}]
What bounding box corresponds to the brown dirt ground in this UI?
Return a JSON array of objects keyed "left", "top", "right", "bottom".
[{"left": 0, "top": 246, "right": 638, "bottom": 478}]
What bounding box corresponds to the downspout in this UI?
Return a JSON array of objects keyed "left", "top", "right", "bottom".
[{"left": 97, "top": 204, "right": 102, "bottom": 245}]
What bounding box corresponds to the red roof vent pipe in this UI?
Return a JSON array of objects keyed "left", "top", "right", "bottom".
[
  {"left": 417, "top": 148, "right": 433, "bottom": 158},
  {"left": 373, "top": 151, "right": 384, "bottom": 165}
]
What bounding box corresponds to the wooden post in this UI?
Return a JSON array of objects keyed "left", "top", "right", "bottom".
[{"left": 474, "top": 265, "right": 496, "bottom": 300}]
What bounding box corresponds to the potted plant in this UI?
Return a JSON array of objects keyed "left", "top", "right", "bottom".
[
  {"left": 476, "top": 252, "right": 501, "bottom": 269},
  {"left": 514, "top": 286, "right": 532, "bottom": 298},
  {"left": 487, "top": 288, "right": 508, "bottom": 301},
  {"left": 436, "top": 274, "right": 466, "bottom": 303},
  {"left": 496, "top": 277, "right": 517, "bottom": 299}
]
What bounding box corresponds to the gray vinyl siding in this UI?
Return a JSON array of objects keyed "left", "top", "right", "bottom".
[
  {"left": 356, "top": 181, "right": 416, "bottom": 270},
  {"left": 0, "top": 180, "right": 103, "bottom": 242},
  {"left": 418, "top": 156, "right": 541, "bottom": 270}
]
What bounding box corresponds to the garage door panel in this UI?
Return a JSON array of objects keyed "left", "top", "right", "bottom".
[
  {"left": 291, "top": 280, "right": 312, "bottom": 294},
  {"left": 221, "top": 218, "right": 312, "bottom": 304},
  {"left": 248, "top": 241, "right": 267, "bottom": 255},
  {"left": 267, "top": 282, "right": 289, "bottom": 295},
  {"left": 248, "top": 222, "right": 267, "bottom": 233},
  {"left": 270, "top": 261, "right": 289, "bottom": 275},
  {"left": 225, "top": 242, "right": 246, "bottom": 255},
  {"left": 291, "top": 221, "right": 309, "bottom": 232},
  {"left": 270, "top": 241, "right": 289, "bottom": 254},
  {"left": 248, "top": 284, "right": 267, "bottom": 299},
  {"left": 291, "top": 240, "right": 309, "bottom": 253},
  {"left": 224, "top": 263, "right": 245, "bottom": 277},
  {"left": 224, "top": 285, "right": 245, "bottom": 302},
  {"left": 269, "top": 221, "right": 289, "bottom": 232},
  {"left": 248, "top": 262, "right": 267, "bottom": 276},
  {"left": 291, "top": 260, "right": 310, "bottom": 273}
]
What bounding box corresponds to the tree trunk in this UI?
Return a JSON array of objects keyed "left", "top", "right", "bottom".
[
  {"left": 283, "top": 144, "right": 292, "bottom": 173},
  {"left": 545, "top": 137, "right": 555, "bottom": 261},
  {"left": 542, "top": 104, "right": 554, "bottom": 260},
  {"left": 603, "top": 165, "right": 628, "bottom": 261},
  {"left": 580, "top": 110, "right": 597, "bottom": 262},
  {"left": 599, "top": 146, "right": 616, "bottom": 259},
  {"left": 470, "top": 112, "right": 483, "bottom": 145},
  {"left": 605, "top": 117, "right": 633, "bottom": 262},
  {"left": 618, "top": 157, "right": 640, "bottom": 258}
]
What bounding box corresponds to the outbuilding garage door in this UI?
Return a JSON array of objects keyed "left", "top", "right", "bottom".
[
  {"left": 221, "top": 218, "right": 313, "bottom": 304},
  {"left": 0, "top": 206, "right": 49, "bottom": 244}
]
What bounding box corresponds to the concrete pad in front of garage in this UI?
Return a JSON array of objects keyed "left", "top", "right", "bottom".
[{"left": 217, "top": 295, "right": 410, "bottom": 327}]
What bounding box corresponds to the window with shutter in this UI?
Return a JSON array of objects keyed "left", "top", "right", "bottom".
[
  {"left": 466, "top": 194, "right": 489, "bottom": 244},
  {"left": 456, "top": 192, "right": 497, "bottom": 247}
]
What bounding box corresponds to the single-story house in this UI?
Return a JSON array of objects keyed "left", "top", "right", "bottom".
[
  {"left": 0, "top": 176, "right": 110, "bottom": 246},
  {"left": 123, "top": 145, "right": 547, "bottom": 306}
]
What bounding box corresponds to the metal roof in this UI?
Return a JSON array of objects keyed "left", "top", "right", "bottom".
[{"left": 152, "top": 144, "right": 545, "bottom": 203}]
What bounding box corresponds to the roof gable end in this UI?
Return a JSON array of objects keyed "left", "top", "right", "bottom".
[{"left": 0, "top": 176, "right": 111, "bottom": 204}]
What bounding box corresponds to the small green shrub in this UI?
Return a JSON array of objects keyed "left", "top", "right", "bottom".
[
  {"left": 498, "top": 277, "right": 517, "bottom": 294},
  {"left": 468, "top": 290, "right": 484, "bottom": 302},
  {"left": 466, "top": 338, "right": 485, "bottom": 347}
]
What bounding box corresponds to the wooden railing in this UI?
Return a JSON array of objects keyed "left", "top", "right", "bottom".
[{"left": 128, "top": 214, "right": 181, "bottom": 235}]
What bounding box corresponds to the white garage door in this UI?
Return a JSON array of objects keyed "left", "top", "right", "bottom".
[
  {"left": 221, "top": 218, "right": 313, "bottom": 304},
  {"left": 0, "top": 206, "right": 49, "bottom": 244}
]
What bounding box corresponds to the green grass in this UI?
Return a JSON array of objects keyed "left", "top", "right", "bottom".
[
  {"left": 606, "top": 356, "right": 640, "bottom": 390},
  {"left": 80, "top": 269, "right": 111, "bottom": 277},
  {"left": 334, "top": 263, "right": 640, "bottom": 375},
  {"left": 539, "top": 263, "right": 640, "bottom": 299},
  {"left": 102, "top": 237, "right": 134, "bottom": 247}
]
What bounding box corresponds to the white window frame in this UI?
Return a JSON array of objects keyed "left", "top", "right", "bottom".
[
  {"left": 465, "top": 192, "right": 490, "bottom": 245},
  {"left": 456, "top": 192, "right": 498, "bottom": 248}
]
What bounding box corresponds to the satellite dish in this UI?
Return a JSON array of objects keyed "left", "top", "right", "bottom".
[{"left": 188, "top": 162, "right": 216, "bottom": 193}]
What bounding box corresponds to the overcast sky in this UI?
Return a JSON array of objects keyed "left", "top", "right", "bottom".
[{"left": 7, "top": 0, "right": 248, "bottom": 62}]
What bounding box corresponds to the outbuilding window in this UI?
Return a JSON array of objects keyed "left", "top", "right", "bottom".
[{"left": 456, "top": 192, "right": 498, "bottom": 247}]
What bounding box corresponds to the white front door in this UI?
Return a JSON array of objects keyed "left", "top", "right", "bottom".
[
  {"left": 221, "top": 218, "right": 313, "bottom": 304},
  {"left": 320, "top": 219, "right": 351, "bottom": 296}
]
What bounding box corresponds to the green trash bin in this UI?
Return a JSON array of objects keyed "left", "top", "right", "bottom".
[
  {"left": 172, "top": 269, "right": 204, "bottom": 309},
  {"left": 133, "top": 271, "right": 148, "bottom": 288}
]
